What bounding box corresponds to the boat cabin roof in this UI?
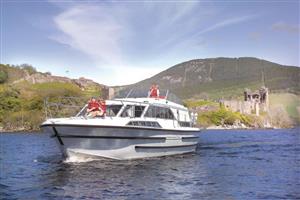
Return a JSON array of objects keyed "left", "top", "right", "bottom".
[
  {"left": 106, "top": 97, "right": 187, "bottom": 111},
  {"left": 113, "top": 88, "right": 184, "bottom": 105}
]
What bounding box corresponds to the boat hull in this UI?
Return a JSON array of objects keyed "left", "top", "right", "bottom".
[{"left": 41, "top": 124, "right": 199, "bottom": 160}]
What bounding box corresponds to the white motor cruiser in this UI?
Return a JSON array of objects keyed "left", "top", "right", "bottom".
[{"left": 41, "top": 89, "right": 200, "bottom": 160}]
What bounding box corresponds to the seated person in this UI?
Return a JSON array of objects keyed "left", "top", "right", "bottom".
[
  {"left": 97, "top": 97, "right": 106, "bottom": 116},
  {"left": 86, "top": 97, "right": 104, "bottom": 118}
]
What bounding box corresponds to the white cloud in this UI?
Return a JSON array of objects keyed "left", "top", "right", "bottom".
[
  {"left": 50, "top": 2, "right": 258, "bottom": 85},
  {"left": 198, "top": 15, "right": 258, "bottom": 35},
  {"left": 52, "top": 5, "right": 126, "bottom": 67}
]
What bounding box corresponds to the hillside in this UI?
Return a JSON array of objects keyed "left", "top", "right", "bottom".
[
  {"left": 123, "top": 57, "right": 300, "bottom": 100},
  {"left": 0, "top": 57, "right": 299, "bottom": 131},
  {"left": 0, "top": 64, "right": 108, "bottom": 131}
]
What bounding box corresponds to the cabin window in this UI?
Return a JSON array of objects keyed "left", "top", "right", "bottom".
[
  {"left": 179, "top": 121, "right": 191, "bottom": 127},
  {"left": 144, "top": 106, "right": 174, "bottom": 119},
  {"left": 135, "top": 106, "right": 145, "bottom": 117},
  {"left": 127, "top": 121, "right": 161, "bottom": 128},
  {"left": 106, "top": 105, "right": 123, "bottom": 117},
  {"left": 120, "top": 105, "right": 145, "bottom": 118}
]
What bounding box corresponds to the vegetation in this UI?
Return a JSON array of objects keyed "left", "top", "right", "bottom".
[
  {"left": 196, "top": 106, "right": 258, "bottom": 128},
  {"left": 0, "top": 82, "right": 87, "bottom": 131},
  {"left": 19, "top": 64, "right": 37, "bottom": 75},
  {"left": 1, "top": 57, "right": 299, "bottom": 131},
  {"left": 0, "top": 64, "right": 104, "bottom": 131},
  {"left": 129, "top": 57, "right": 300, "bottom": 100},
  {"left": 0, "top": 70, "right": 8, "bottom": 83},
  {"left": 184, "top": 100, "right": 218, "bottom": 108},
  {"left": 269, "top": 93, "right": 300, "bottom": 122}
]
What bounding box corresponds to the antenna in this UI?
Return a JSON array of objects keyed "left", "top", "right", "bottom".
[
  {"left": 165, "top": 90, "right": 169, "bottom": 99},
  {"left": 126, "top": 89, "right": 133, "bottom": 98}
]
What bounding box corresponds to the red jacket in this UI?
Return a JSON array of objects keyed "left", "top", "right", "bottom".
[
  {"left": 150, "top": 87, "right": 158, "bottom": 98},
  {"left": 88, "top": 101, "right": 100, "bottom": 111},
  {"left": 99, "top": 101, "right": 106, "bottom": 114}
]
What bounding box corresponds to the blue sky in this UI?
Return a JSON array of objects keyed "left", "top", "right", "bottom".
[{"left": 1, "top": 1, "right": 299, "bottom": 86}]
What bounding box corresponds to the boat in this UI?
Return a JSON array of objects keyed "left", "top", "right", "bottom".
[{"left": 40, "top": 89, "right": 200, "bottom": 160}]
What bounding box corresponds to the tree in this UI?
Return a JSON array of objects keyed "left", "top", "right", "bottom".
[
  {"left": 0, "top": 70, "right": 8, "bottom": 83},
  {"left": 20, "top": 64, "right": 37, "bottom": 75}
]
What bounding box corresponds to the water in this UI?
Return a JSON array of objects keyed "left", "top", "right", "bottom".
[{"left": 1, "top": 128, "right": 299, "bottom": 200}]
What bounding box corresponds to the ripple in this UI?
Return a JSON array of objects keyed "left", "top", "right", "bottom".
[{"left": 1, "top": 129, "right": 300, "bottom": 199}]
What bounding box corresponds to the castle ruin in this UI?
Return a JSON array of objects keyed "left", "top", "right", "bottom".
[{"left": 222, "top": 86, "right": 269, "bottom": 116}]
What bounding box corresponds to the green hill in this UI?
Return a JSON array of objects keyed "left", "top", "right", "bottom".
[
  {"left": 0, "top": 64, "right": 107, "bottom": 131},
  {"left": 124, "top": 57, "right": 300, "bottom": 100},
  {"left": 1, "top": 57, "right": 299, "bottom": 131}
]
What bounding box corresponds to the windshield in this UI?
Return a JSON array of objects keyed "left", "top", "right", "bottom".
[{"left": 114, "top": 88, "right": 183, "bottom": 105}]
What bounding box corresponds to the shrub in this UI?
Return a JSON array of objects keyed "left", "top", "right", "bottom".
[
  {"left": 3, "top": 110, "right": 44, "bottom": 131},
  {"left": 197, "top": 107, "right": 256, "bottom": 127},
  {"left": 32, "top": 82, "right": 82, "bottom": 98},
  {"left": 20, "top": 64, "right": 37, "bottom": 75},
  {"left": 0, "top": 70, "right": 8, "bottom": 83}
]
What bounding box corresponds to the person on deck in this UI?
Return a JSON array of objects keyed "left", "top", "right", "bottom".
[
  {"left": 97, "top": 97, "right": 106, "bottom": 116},
  {"left": 149, "top": 84, "right": 160, "bottom": 98},
  {"left": 86, "top": 97, "right": 103, "bottom": 118}
]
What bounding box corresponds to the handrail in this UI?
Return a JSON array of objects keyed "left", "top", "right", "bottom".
[
  {"left": 165, "top": 90, "right": 169, "bottom": 99},
  {"left": 125, "top": 88, "right": 133, "bottom": 98}
]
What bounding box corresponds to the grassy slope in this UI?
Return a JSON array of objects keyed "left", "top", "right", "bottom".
[
  {"left": 128, "top": 57, "right": 300, "bottom": 100},
  {"left": 0, "top": 64, "right": 103, "bottom": 131},
  {"left": 269, "top": 93, "right": 300, "bottom": 121},
  {"left": 186, "top": 94, "right": 300, "bottom": 127}
]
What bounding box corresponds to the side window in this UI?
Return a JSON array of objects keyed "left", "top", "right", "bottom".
[
  {"left": 164, "top": 108, "right": 174, "bottom": 119},
  {"left": 145, "top": 106, "right": 156, "bottom": 118},
  {"left": 106, "top": 105, "right": 122, "bottom": 117},
  {"left": 145, "top": 106, "right": 174, "bottom": 119},
  {"left": 121, "top": 105, "right": 134, "bottom": 117},
  {"left": 179, "top": 121, "right": 191, "bottom": 127},
  {"left": 135, "top": 106, "right": 145, "bottom": 117},
  {"left": 121, "top": 105, "right": 145, "bottom": 118},
  {"left": 126, "top": 121, "right": 162, "bottom": 128}
]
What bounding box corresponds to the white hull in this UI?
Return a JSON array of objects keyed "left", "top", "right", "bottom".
[{"left": 42, "top": 124, "right": 199, "bottom": 160}]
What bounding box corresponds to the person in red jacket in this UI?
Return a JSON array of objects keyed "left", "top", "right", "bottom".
[
  {"left": 149, "top": 84, "right": 159, "bottom": 98},
  {"left": 98, "top": 97, "right": 106, "bottom": 116},
  {"left": 87, "top": 97, "right": 103, "bottom": 117}
]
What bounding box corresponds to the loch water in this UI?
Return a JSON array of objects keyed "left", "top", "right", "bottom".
[{"left": 0, "top": 128, "right": 299, "bottom": 200}]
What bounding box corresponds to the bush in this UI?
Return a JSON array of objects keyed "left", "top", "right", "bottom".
[
  {"left": 0, "top": 70, "right": 8, "bottom": 83},
  {"left": 32, "top": 82, "right": 82, "bottom": 98},
  {"left": 197, "top": 107, "right": 256, "bottom": 127},
  {"left": 20, "top": 64, "right": 37, "bottom": 75},
  {"left": 3, "top": 110, "right": 44, "bottom": 131},
  {"left": 24, "top": 96, "right": 44, "bottom": 111},
  {"left": 0, "top": 87, "right": 21, "bottom": 112}
]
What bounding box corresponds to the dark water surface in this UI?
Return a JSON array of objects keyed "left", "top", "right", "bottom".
[{"left": 1, "top": 128, "right": 299, "bottom": 200}]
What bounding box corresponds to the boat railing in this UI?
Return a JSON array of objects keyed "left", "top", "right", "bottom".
[
  {"left": 113, "top": 88, "right": 184, "bottom": 105},
  {"left": 43, "top": 96, "right": 129, "bottom": 119},
  {"left": 43, "top": 96, "right": 89, "bottom": 119}
]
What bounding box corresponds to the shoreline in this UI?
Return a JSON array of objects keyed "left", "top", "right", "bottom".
[{"left": 204, "top": 125, "right": 278, "bottom": 130}]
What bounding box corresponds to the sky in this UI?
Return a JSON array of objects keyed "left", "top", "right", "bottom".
[{"left": 0, "top": 0, "right": 299, "bottom": 86}]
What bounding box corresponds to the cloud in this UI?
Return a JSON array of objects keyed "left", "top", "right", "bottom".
[
  {"left": 50, "top": 2, "right": 259, "bottom": 85},
  {"left": 197, "top": 15, "right": 258, "bottom": 35},
  {"left": 52, "top": 5, "right": 126, "bottom": 67},
  {"left": 271, "top": 21, "right": 299, "bottom": 34}
]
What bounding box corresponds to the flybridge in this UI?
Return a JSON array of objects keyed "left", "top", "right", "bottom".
[{"left": 113, "top": 88, "right": 184, "bottom": 105}]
